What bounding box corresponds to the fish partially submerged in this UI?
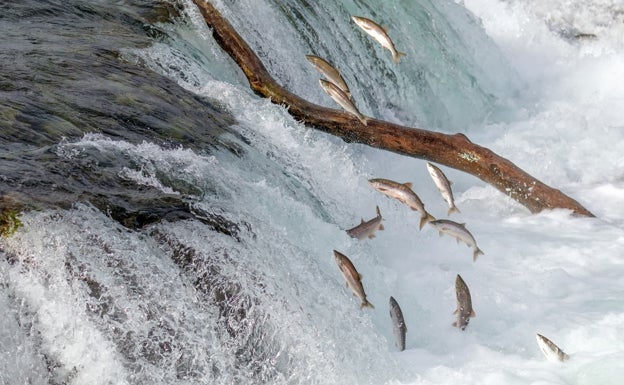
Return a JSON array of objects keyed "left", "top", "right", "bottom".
[
  {"left": 368, "top": 178, "right": 435, "bottom": 230},
  {"left": 428, "top": 219, "right": 483, "bottom": 261},
  {"left": 319, "top": 79, "right": 369, "bottom": 125},
  {"left": 352, "top": 16, "right": 406, "bottom": 63},
  {"left": 346, "top": 206, "right": 384, "bottom": 240},
  {"left": 306, "top": 55, "right": 351, "bottom": 99},
  {"left": 333, "top": 250, "right": 374, "bottom": 309},
  {"left": 426, "top": 162, "right": 460, "bottom": 215},
  {"left": 536, "top": 334, "right": 570, "bottom": 362},
  {"left": 453, "top": 274, "right": 475, "bottom": 330},
  {"left": 389, "top": 296, "right": 407, "bottom": 351}
]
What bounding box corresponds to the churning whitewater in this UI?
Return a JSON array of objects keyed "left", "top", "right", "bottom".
[{"left": 1, "top": 1, "right": 624, "bottom": 385}]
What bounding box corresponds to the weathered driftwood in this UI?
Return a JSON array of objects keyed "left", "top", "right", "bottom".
[{"left": 191, "top": 0, "right": 593, "bottom": 217}]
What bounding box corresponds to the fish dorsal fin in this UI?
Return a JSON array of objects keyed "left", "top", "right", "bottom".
[
  {"left": 358, "top": 273, "right": 363, "bottom": 280},
  {"left": 360, "top": 218, "right": 365, "bottom": 224},
  {"left": 375, "top": 205, "right": 381, "bottom": 216},
  {"left": 449, "top": 180, "right": 454, "bottom": 186},
  {"left": 382, "top": 25, "right": 389, "bottom": 33},
  {"left": 403, "top": 182, "right": 413, "bottom": 189},
  {"left": 470, "top": 309, "right": 476, "bottom": 317},
  {"left": 460, "top": 223, "right": 467, "bottom": 227}
]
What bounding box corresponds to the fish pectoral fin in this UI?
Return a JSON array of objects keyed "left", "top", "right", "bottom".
[
  {"left": 470, "top": 310, "right": 476, "bottom": 318},
  {"left": 452, "top": 321, "right": 458, "bottom": 327},
  {"left": 403, "top": 182, "right": 413, "bottom": 189},
  {"left": 379, "top": 224, "right": 385, "bottom": 230},
  {"left": 452, "top": 309, "right": 458, "bottom": 314},
  {"left": 368, "top": 234, "right": 375, "bottom": 239}
]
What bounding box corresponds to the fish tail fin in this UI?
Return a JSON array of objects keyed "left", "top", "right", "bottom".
[
  {"left": 447, "top": 206, "right": 461, "bottom": 216},
  {"left": 473, "top": 247, "right": 484, "bottom": 262},
  {"left": 361, "top": 300, "right": 375, "bottom": 309},
  {"left": 393, "top": 51, "right": 407, "bottom": 63},
  {"left": 419, "top": 212, "right": 436, "bottom": 230}
]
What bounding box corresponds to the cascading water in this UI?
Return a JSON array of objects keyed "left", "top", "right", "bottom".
[{"left": 2, "top": 1, "right": 624, "bottom": 385}]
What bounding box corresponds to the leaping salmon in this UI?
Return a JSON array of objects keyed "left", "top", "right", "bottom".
[
  {"left": 426, "top": 162, "right": 460, "bottom": 215},
  {"left": 429, "top": 219, "right": 483, "bottom": 261},
  {"left": 346, "top": 206, "right": 384, "bottom": 240},
  {"left": 333, "top": 250, "right": 374, "bottom": 309},
  {"left": 319, "top": 79, "right": 369, "bottom": 125},
  {"left": 306, "top": 55, "right": 351, "bottom": 99},
  {"left": 368, "top": 178, "right": 435, "bottom": 230},
  {"left": 352, "top": 16, "right": 406, "bottom": 63}
]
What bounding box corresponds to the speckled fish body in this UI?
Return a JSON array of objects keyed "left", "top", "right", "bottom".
[
  {"left": 389, "top": 296, "right": 407, "bottom": 351},
  {"left": 536, "top": 334, "right": 570, "bottom": 362},
  {"left": 453, "top": 274, "right": 475, "bottom": 330}
]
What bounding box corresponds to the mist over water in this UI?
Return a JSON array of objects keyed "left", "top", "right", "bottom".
[{"left": 2, "top": 1, "right": 624, "bottom": 385}]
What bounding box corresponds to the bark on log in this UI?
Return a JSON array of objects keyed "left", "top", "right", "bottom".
[{"left": 192, "top": 0, "right": 593, "bottom": 217}]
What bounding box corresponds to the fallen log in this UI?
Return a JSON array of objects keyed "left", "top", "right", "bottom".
[{"left": 191, "top": 0, "right": 593, "bottom": 217}]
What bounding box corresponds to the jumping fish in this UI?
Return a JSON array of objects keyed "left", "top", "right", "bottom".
[
  {"left": 426, "top": 162, "right": 460, "bottom": 216},
  {"left": 389, "top": 296, "right": 407, "bottom": 351},
  {"left": 453, "top": 274, "right": 475, "bottom": 330},
  {"left": 368, "top": 178, "right": 435, "bottom": 230},
  {"left": 428, "top": 219, "right": 483, "bottom": 261},
  {"left": 351, "top": 16, "right": 406, "bottom": 63},
  {"left": 536, "top": 334, "right": 570, "bottom": 362},
  {"left": 346, "top": 206, "right": 384, "bottom": 240},
  {"left": 333, "top": 250, "right": 374, "bottom": 309},
  {"left": 319, "top": 79, "right": 369, "bottom": 125},
  {"left": 306, "top": 55, "right": 351, "bottom": 99}
]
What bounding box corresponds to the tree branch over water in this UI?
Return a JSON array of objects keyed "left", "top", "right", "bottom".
[{"left": 191, "top": 0, "right": 593, "bottom": 217}]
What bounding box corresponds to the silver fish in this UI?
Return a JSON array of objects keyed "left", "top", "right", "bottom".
[
  {"left": 333, "top": 250, "right": 374, "bottom": 309},
  {"left": 352, "top": 16, "right": 406, "bottom": 63},
  {"left": 389, "top": 296, "right": 407, "bottom": 351},
  {"left": 319, "top": 79, "right": 369, "bottom": 125},
  {"left": 306, "top": 55, "right": 351, "bottom": 99},
  {"left": 453, "top": 274, "right": 475, "bottom": 330},
  {"left": 368, "top": 178, "right": 435, "bottom": 230},
  {"left": 426, "top": 162, "right": 460, "bottom": 216},
  {"left": 536, "top": 334, "right": 570, "bottom": 362},
  {"left": 346, "top": 206, "right": 385, "bottom": 240},
  {"left": 428, "top": 219, "right": 483, "bottom": 261}
]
